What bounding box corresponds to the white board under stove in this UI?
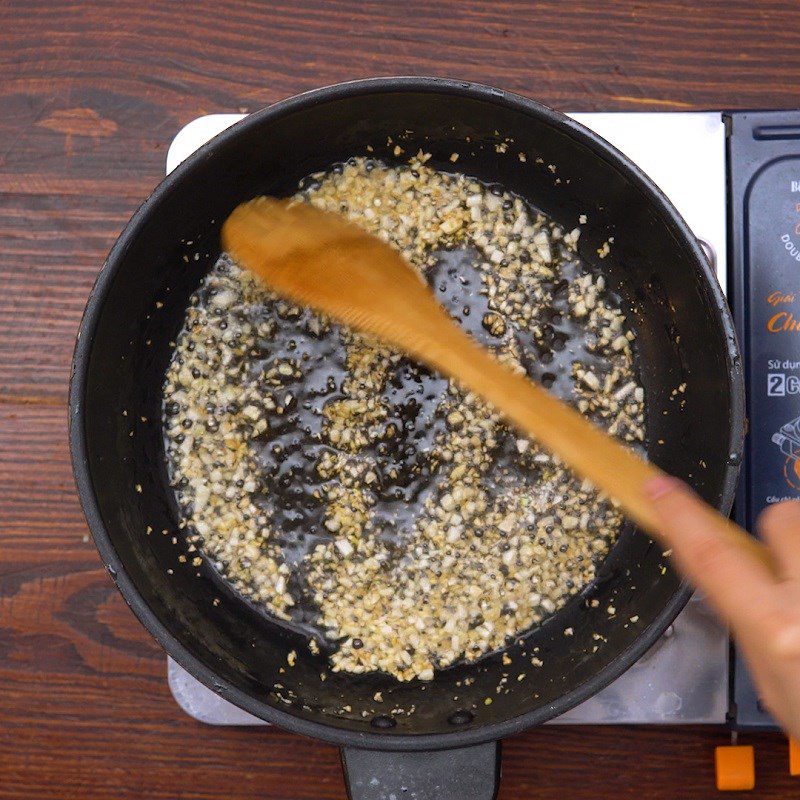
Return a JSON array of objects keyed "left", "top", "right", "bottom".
[{"left": 165, "top": 111, "right": 729, "bottom": 726}]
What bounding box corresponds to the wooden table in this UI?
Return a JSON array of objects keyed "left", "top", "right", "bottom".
[{"left": 2, "top": 1, "right": 800, "bottom": 797}]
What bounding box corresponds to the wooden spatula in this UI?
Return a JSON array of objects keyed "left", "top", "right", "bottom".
[{"left": 222, "top": 196, "right": 772, "bottom": 572}]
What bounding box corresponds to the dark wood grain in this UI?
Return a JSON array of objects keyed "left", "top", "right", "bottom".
[{"left": 2, "top": 1, "right": 800, "bottom": 797}]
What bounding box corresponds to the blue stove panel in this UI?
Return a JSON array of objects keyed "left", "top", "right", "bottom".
[{"left": 728, "top": 110, "right": 800, "bottom": 729}]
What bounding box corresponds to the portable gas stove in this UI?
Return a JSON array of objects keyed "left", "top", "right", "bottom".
[{"left": 163, "top": 108, "right": 800, "bottom": 771}]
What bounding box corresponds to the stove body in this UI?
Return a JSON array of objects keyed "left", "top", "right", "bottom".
[
  {"left": 163, "top": 109, "right": 795, "bottom": 731},
  {"left": 728, "top": 110, "right": 800, "bottom": 730}
]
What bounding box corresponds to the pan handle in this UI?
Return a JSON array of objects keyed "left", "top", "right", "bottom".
[{"left": 340, "top": 741, "right": 501, "bottom": 800}]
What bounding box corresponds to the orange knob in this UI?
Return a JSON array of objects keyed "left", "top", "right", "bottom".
[
  {"left": 715, "top": 745, "right": 755, "bottom": 791},
  {"left": 790, "top": 738, "right": 800, "bottom": 776}
]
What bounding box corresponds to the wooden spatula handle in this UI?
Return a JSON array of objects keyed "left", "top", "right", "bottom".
[{"left": 402, "top": 307, "right": 776, "bottom": 575}]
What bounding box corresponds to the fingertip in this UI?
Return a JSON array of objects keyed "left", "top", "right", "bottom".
[{"left": 644, "top": 475, "right": 684, "bottom": 502}]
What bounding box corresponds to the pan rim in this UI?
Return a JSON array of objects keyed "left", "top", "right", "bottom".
[{"left": 69, "top": 75, "right": 744, "bottom": 752}]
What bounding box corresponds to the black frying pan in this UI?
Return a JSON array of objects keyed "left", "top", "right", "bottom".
[{"left": 69, "top": 78, "right": 744, "bottom": 800}]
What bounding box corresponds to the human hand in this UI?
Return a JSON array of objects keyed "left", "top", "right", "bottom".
[{"left": 646, "top": 476, "right": 800, "bottom": 741}]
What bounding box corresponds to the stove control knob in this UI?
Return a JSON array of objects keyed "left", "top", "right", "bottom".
[{"left": 715, "top": 745, "right": 755, "bottom": 791}]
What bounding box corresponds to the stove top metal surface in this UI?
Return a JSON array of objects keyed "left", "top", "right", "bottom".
[{"left": 165, "top": 110, "right": 730, "bottom": 727}]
